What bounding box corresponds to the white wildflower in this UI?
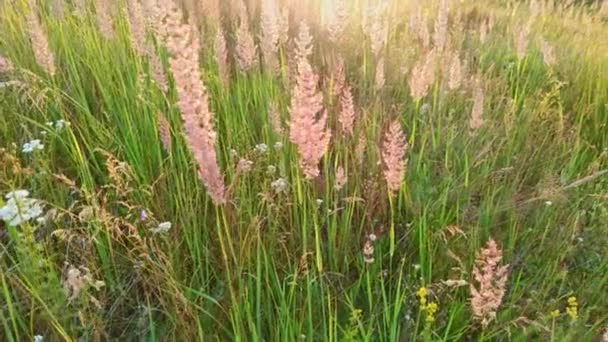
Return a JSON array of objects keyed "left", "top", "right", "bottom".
[
  {"left": 150, "top": 221, "right": 172, "bottom": 235},
  {"left": 316, "top": 199, "right": 323, "bottom": 207},
  {"left": 54, "top": 119, "right": 70, "bottom": 131},
  {"left": 22, "top": 139, "right": 44, "bottom": 153},
  {"left": 0, "top": 190, "right": 44, "bottom": 226},
  {"left": 274, "top": 141, "right": 283, "bottom": 150},
  {"left": 271, "top": 178, "right": 289, "bottom": 194},
  {"left": 34, "top": 335, "right": 44, "bottom": 342},
  {"left": 6, "top": 190, "right": 30, "bottom": 200},
  {"left": 255, "top": 143, "right": 268, "bottom": 154},
  {"left": 237, "top": 159, "right": 254, "bottom": 172}
]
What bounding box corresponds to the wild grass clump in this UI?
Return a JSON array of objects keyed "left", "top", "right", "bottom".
[{"left": 1, "top": 0, "right": 607, "bottom": 340}]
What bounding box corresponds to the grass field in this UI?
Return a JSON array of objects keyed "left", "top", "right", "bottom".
[{"left": 1, "top": 0, "right": 608, "bottom": 340}]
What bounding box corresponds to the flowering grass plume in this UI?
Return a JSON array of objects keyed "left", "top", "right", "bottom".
[
  {"left": 470, "top": 238, "right": 509, "bottom": 328},
  {"left": 382, "top": 120, "right": 408, "bottom": 194},
  {"left": 127, "top": 0, "right": 168, "bottom": 91},
  {"left": 433, "top": 0, "right": 449, "bottom": 52},
  {"left": 411, "top": 6, "right": 430, "bottom": 48},
  {"left": 149, "top": 49, "right": 168, "bottom": 92},
  {"left": 479, "top": 19, "right": 489, "bottom": 43},
  {"left": 409, "top": 49, "right": 436, "bottom": 101},
  {"left": 268, "top": 101, "right": 284, "bottom": 135},
  {"left": 161, "top": 0, "right": 226, "bottom": 204},
  {"left": 96, "top": 0, "right": 115, "bottom": 39},
  {"left": 375, "top": 57, "right": 385, "bottom": 90},
  {"left": 339, "top": 85, "right": 356, "bottom": 135},
  {"left": 215, "top": 27, "right": 230, "bottom": 86},
  {"left": 515, "top": 22, "right": 530, "bottom": 61},
  {"left": 27, "top": 5, "right": 56, "bottom": 76},
  {"left": 327, "top": 0, "right": 348, "bottom": 43},
  {"left": 334, "top": 166, "right": 347, "bottom": 190},
  {"left": 469, "top": 80, "right": 485, "bottom": 131},
  {"left": 365, "top": 3, "right": 388, "bottom": 57},
  {"left": 448, "top": 51, "right": 463, "bottom": 90},
  {"left": 236, "top": 2, "right": 257, "bottom": 72},
  {"left": 127, "top": 0, "right": 148, "bottom": 56},
  {"left": 200, "top": 0, "right": 221, "bottom": 26},
  {"left": 261, "top": 0, "right": 281, "bottom": 74},
  {"left": 295, "top": 21, "right": 314, "bottom": 63},
  {"left": 157, "top": 113, "right": 172, "bottom": 151},
  {"left": 538, "top": 37, "right": 556, "bottom": 67},
  {"left": 332, "top": 56, "right": 346, "bottom": 98},
  {"left": 289, "top": 22, "right": 331, "bottom": 179}
]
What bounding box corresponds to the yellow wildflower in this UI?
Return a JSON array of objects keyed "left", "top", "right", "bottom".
[
  {"left": 566, "top": 296, "right": 578, "bottom": 322},
  {"left": 425, "top": 302, "right": 438, "bottom": 323},
  {"left": 549, "top": 309, "right": 560, "bottom": 319},
  {"left": 416, "top": 287, "right": 428, "bottom": 308}
]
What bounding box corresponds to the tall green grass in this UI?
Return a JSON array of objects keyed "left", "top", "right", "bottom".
[{"left": 1, "top": 0, "right": 607, "bottom": 340}]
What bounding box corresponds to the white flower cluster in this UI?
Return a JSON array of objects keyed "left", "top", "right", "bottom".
[
  {"left": 271, "top": 178, "right": 289, "bottom": 194},
  {"left": 0, "top": 190, "right": 43, "bottom": 226},
  {"left": 46, "top": 119, "right": 70, "bottom": 131},
  {"left": 150, "top": 221, "right": 172, "bottom": 235},
  {"left": 255, "top": 143, "right": 268, "bottom": 154},
  {"left": 22, "top": 139, "right": 44, "bottom": 154}
]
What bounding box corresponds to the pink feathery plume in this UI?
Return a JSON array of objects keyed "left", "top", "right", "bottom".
[
  {"left": 204, "top": 0, "right": 221, "bottom": 26},
  {"left": 127, "top": 0, "right": 147, "bottom": 56},
  {"left": 215, "top": 27, "right": 230, "bottom": 86},
  {"left": 338, "top": 85, "right": 356, "bottom": 136},
  {"left": 289, "top": 21, "right": 331, "bottom": 179},
  {"left": 365, "top": 3, "right": 388, "bottom": 57},
  {"left": 433, "top": 0, "right": 449, "bottom": 52},
  {"left": 294, "top": 21, "right": 313, "bottom": 63},
  {"left": 469, "top": 80, "right": 484, "bottom": 131},
  {"left": 408, "top": 49, "right": 436, "bottom": 101},
  {"left": 236, "top": 1, "right": 257, "bottom": 72},
  {"left": 27, "top": 4, "right": 56, "bottom": 76},
  {"left": 260, "top": 0, "right": 280, "bottom": 74},
  {"left": 470, "top": 238, "right": 509, "bottom": 328},
  {"left": 382, "top": 120, "right": 408, "bottom": 194},
  {"left": 448, "top": 51, "right": 463, "bottom": 91},
  {"left": 96, "top": 0, "right": 115, "bottom": 39},
  {"left": 410, "top": 5, "right": 430, "bottom": 49},
  {"left": 129, "top": 0, "right": 167, "bottom": 92},
  {"left": 268, "top": 101, "right": 284, "bottom": 136},
  {"left": 157, "top": 113, "right": 172, "bottom": 151},
  {"left": 332, "top": 56, "right": 346, "bottom": 98},
  {"left": 515, "top": 21, "right": 530, "bottom": 61},
  {"left": 327, "top": 0, "right": 348, "bottom": 43},
  {"left": 334, "top": 166, "right": 347, "bottom": 190},
  {"left": 149, "top": 51, "right": 168, "bottom": 92},
  {"left": 160, "top": 0, "right": 226, "bottom": 204},
  {"left": 375, "top": 57, "right": 385, "bottom": 90},
  {"left": 538, "top": 37, "right": 555, "bottom": 67},
  {"left": 355, "top": 133, "right": 367, "bottom": 165},
  {"left": 278, "top": 7, "right": 290, "bottom": 48}
]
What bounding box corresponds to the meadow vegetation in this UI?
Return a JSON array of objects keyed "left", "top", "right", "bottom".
[{"left": 1, "top": 0, "right": 608, "bottom": 340}]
